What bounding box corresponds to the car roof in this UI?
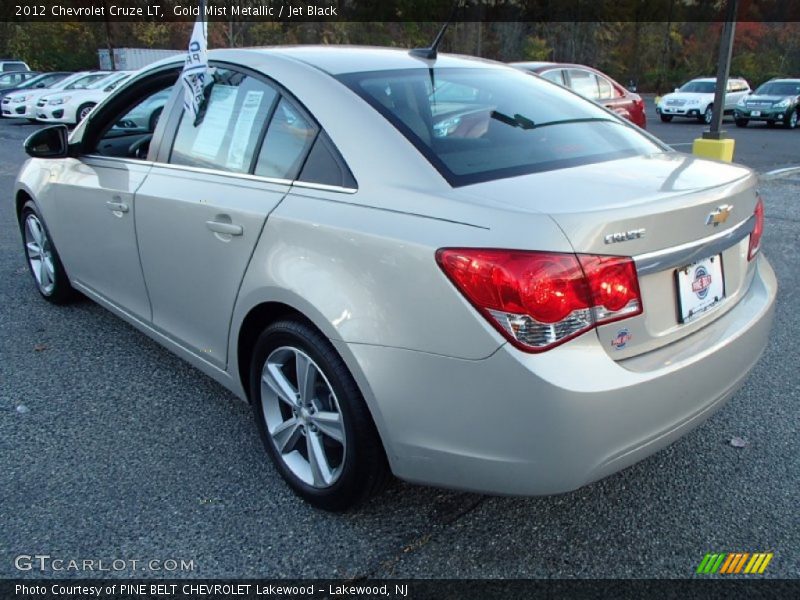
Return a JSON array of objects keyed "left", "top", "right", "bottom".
[
  {"left": 236, "top": 45, "right": 502, "bottom": 75},
  {"left": 509, "top": 61, "right": 557, "bottom": 70}
]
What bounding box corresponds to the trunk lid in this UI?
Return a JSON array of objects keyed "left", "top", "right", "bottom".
[{"left": 456, "top": 153, "right": 760, "bottom": 358}]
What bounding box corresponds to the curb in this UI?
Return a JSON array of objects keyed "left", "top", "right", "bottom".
[{"left": 759, "top": 166, "right": 800, "bottom": 181}]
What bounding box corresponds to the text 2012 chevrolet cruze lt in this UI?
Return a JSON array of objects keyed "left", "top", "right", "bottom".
[{"left": 14, "top": 47, "right": 776, "bottom": 510}]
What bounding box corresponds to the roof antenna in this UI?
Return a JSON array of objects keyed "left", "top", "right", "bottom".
[{"left": 409, "top": 1, "right": 461, "bottom": 60}]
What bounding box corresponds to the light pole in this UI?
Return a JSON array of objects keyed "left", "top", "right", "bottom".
[{"left": 692, "top": 0, "right": 739, "bottom": 161}]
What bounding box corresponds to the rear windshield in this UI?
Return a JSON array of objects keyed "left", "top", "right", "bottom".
[
  {"left": 679, "top": 81, "right": 716, "bottom": 93},
  {"left": 338, "top": 67, "right": 661, "bottom": 186},
  {"left": 754, "top": 81, "right": 800, "bottom": 96}
]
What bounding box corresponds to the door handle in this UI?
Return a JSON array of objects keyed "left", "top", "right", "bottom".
[
  {"left": 105, "top": 200, "right": 129, "bottom": 213},
  {"left": 206, "top": 220, "right": 243, "bottom": 236}
]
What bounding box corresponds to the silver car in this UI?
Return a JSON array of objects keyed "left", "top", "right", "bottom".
[{"left": 14, "top": 47, "right": 777, "bottom": 511}]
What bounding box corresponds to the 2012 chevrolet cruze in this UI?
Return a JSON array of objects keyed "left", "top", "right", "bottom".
[{"left": 14, "top": 47, "right": 777, "bottom": 510}]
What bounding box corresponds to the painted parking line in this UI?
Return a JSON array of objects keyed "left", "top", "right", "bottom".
[{"left": 761, "top": 165, "right": 800, "bottom": 180}]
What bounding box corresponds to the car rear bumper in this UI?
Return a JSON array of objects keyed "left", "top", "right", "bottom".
[{"left": 344, "top": 254, "right": 777, "bottom": 495}]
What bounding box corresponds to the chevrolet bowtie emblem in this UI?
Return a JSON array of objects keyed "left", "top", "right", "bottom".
[{"left": 706, "top": 204, "right": 733, "bottom": 226}]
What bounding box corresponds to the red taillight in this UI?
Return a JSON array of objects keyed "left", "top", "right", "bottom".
[
  {"left": 748, "top": 197, "right": 764, "bottom": 261},
  {"left": 436, "top": 249, "right": 643, "bottom": 352}
]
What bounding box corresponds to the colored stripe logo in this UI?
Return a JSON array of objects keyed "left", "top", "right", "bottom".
[{"left": 696, "top": 552, "right": 773, "bottom": 574}]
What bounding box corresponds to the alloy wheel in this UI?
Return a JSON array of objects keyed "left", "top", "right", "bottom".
[
  {"left": 704, "top": 107, "right": 713, "bottom": 124},
  {"left": 24, "top": 214, "right": 56, "bottom": 295},
  {"left": 260, "top": 346, "right": 346, "bottom": 488}
]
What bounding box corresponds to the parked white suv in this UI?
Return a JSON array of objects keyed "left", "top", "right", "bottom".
[
  {"left": 657, "top": 77, "right": 750, "bottom": 124},
  {"left": 0, "top": 59, "right": 30, "bottom": 72}
]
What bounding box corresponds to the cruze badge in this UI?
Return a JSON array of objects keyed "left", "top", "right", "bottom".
[
  {"left": 604, "top": 228, "right": 646, "bottom": 244},
  {"left": 706, "top": 204, "right": 733, "bottom": 226}
]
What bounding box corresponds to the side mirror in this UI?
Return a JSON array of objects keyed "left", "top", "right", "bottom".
[
  {"left": 24, "top": 125, "right": 69, "bottom": 158},
  {"left": 674, "top": 87, "right": 680, "bottom": 93}
]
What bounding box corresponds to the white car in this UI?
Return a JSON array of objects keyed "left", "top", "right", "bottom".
[
  {"left": 36, "top": 71, "right": 134, "bottom": 125},
  {"left": 657, "top": 77, "right": 750, "bottom": 124},
  {"left": 2, "top": 71, "right": 111, "bottom": 121}
]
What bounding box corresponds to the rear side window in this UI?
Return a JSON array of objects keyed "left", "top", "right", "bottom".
[
  {"left": 540, "top": 70, "right": 565, "bottom": 85},
  {"left": 254, "top": 98, "right": 316, "bottom": 179},
  {"left": 298, "top": 132, "right": 357, "bottom": 188},
  {"left": 596, "top": 76, "right": 616, "bottom": 100},
  {"left": 340, "top": 67, "right": 661, "bottom": 187},
  {"left": 170, "top": 69, "right": 278, "bottom": 173},
  {"left": 568, "top": 69, "right": 599, "bottom": 100}
]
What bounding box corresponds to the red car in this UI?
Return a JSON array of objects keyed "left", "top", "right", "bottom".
[{"left": 511, "top": 62, "right": 647, "bottom": 129}]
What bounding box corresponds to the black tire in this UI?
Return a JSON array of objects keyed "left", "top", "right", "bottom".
[
  {"left": 783, "top": 110, "right": 798, "bottom": 129},
  {"left": 148, "top": 107, "right": 163, "bottom": 132},
  {"left": 19, "top": 200, "right": 75, "bottom": 304},
  {"left": 735, "top": 118, "right": 749, "bottom": 128},
  {"left": 76, "top": 103, "right": 95, "bottom": 123},
  {"left": 699, "top": 105, "right": 713, "bottom": 124},
  {"left": 659, "top": 114, "right": 673, "bottom": 123},
  {"left": 250, "top": 319, "right": 390, "bottom": 511}
]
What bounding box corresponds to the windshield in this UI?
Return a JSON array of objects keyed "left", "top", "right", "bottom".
[
  {"left": 65, "top": 73, "right": 110, "bottom": 90},
  {"left": 19, "top": 72, "right": 68, "bottom": 89},
  {"left": 754, "top": 81, "right": 800, "bottom": 96},
  {"left": 339, "top": 67, "right": 662, "bottom": 186},
  {"left": 102, "top": 73, "right": 131, "bottom": 92},
  {"left": 679, "top": 81, "right": 716, "bottom": 93}
]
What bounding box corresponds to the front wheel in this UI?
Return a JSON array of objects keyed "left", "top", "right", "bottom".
[
  {"left": 19, "top": 200, "right": 75, "bottom": 303},
  {"left": 699, "top": 105, "right": 713, "bottom": 124},
  {"left": 659, "top": 114, "right": 673, "bottom": 123},
  {"left": 77, "top": 103, "right": 95, "bottom": 123},
  {"left": 250, "top": 319, "right": 389, "bottom": 511},
  {"left": 784, "top": 110, "right": 798, "bottom": 129},
  {"left": 735, "top": 118, "right": 749, "bottom": 128}
]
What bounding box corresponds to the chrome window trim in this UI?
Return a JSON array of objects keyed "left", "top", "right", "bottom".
[
  {"left": 634, "top": 214, "right": 755, "bottom": 276},
  {"left": 81, "top": 154, "right": 154, "bottom": 167},
  {"left": 291, "top": 180, "right": 357, "bottom": 195},
  {"left": 85, "top": 157, "right": 358, "bottom": 194},
  {"left": 147, "top": 161, "right": 294, "bottom": 186}
]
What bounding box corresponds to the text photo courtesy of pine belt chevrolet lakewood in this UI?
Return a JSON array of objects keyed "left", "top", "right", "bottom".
[{"left": 15, "top": 47, "right": 776, "bottom": 511}]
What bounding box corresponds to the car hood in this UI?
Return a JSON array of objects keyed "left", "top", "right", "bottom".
[
  {"left": 660, "top": 92, "right": 714, "bottom": 103},
  {"left": 7, "top": 89, "right": 51, "bottom": 102},
  {"left": 41, "top": 89, "right": 94, "bottom": 102}
]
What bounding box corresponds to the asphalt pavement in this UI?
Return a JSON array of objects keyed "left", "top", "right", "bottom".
[{"left": 0, "top": 109, "right": 798, "bottom": 579}]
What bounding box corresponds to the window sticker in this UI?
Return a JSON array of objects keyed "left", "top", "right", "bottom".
[
  {"left": 226, "top": 90, "right": 264, "bottom": 171},
  {"left": 190, "top": 84, "right": 237, "bottom": 160}
]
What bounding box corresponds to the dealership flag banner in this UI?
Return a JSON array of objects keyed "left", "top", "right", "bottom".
[{"left": 181, "top": 3, "right": 208, "bottom": 125}]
